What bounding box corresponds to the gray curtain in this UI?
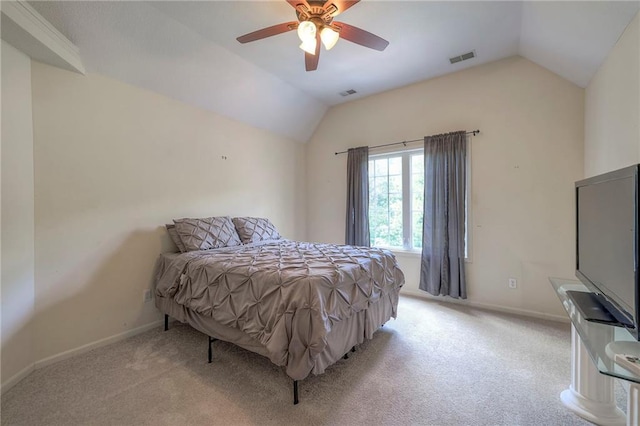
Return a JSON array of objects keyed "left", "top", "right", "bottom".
[
  {"left": 345, "top": 146, "right": 370, "bottom": 246},
  {"left": 419, "top": 131, "right": 467, "bottom": 298}
]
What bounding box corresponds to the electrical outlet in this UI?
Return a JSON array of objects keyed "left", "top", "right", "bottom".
[
  {"left": 143, "top": 289, "right": 152, "bottom": 303},
  {"left": 508, "top": 278, "right": 517, "bottom": 289}
]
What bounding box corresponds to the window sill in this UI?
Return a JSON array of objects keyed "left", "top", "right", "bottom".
[
  {"left": 384, "top": 247, "right": 473, "bottom": 263},
  {"left": 387, "top": 248, "right": 422, "bottom": 258}
]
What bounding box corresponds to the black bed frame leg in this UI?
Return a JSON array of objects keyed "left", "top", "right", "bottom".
[
  {"left": 343, "top": 345, "right": 357, "bottom": 360},
  {"left": 164, "top": 314, "right": 169, "bottom": 331},
  {"left": 293, "top": 380, "right": 299, "bottom": 405},
  {"left": 208, "top": 336, "right": 215, "bottom": 363}
]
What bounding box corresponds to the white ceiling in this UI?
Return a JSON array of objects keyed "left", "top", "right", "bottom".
[{"left": 28, "top": 1, "right": 640, "bottom": 143}]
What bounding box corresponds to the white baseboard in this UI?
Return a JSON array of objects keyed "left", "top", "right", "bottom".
[
  {"left": 400, "top": 289, "right": 570, "bottom": 323},
  {"left": 35, "top": 319, "right": 164, "bottom": 369},
  {"left": 2, "top": 294, "right": 567, "bottom": 393},
  {"left": 1, "top": 319, "right": 163, "bottom": 394},
  {"left": 1, "top": 363, "right": 35, "bottom": 395}
]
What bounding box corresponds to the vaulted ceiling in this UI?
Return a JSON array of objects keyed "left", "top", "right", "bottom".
[{"left": 28, "top": 1, "right": 640, "bottom": 143}]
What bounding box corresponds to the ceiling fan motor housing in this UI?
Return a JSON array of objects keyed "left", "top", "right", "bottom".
[{"left": 295, "top": 1, "right": 337, "bottom": 25}]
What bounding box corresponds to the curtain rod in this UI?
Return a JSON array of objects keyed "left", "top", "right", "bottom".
[{"left": 334, "top": 129, "right": 480, "bottom": 155}]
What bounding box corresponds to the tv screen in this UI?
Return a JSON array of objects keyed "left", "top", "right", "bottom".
[{"left": 576, "top": 164, "right": 639, "bottom": 338}]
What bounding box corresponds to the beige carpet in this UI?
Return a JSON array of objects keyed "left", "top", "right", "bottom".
[{"left": 1, "top": 295, "right": 625, "bottom": 425}]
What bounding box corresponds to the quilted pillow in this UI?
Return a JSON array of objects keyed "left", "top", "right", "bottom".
[
  {"left": 232, "top": 217, "right": 281, "bottom": 244},
  {"left": 165, "top": 224, "right": 187, "bottom": 253},
  {"left": 173, "top": 216, "right": 242, "bottom": 251}
]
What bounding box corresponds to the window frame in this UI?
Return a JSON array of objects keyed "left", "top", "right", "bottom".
[
  {"left": 368, "top": 141, "right": 472, "bottom": 261},
  {"left": 369, "top": 148, "right": 424, "bottom": 252}
]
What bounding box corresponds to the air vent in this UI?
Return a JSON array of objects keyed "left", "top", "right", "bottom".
[
  {"left": 339, "top": 89, "right": 357, "bottom": 97},
  {"left": 449, "top": 50, "right": 476, "bottom": 64}
]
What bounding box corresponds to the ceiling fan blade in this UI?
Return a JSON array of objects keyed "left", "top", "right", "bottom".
[
  {"left": 323, "top": 0, "right": 359, "bottom": 17},
  {"left": 333, "top": 21, "right": 389, "bottom": 51},
  {"left": 305, "top": 34, "right": 321, "bottom": 71},
  {"left": 237, "top": 21, "right": 298, "bottom": 44}
]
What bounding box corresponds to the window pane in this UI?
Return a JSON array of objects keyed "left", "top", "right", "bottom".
[
  {"left": 369, "top": 156, "right": 400, "bottom": 248},
  {"left": 372, "top": 223, "right": 389, "bottom": 247},
  {"left": 389, "top": 194, "right": 402, "bottom": 217},
  {"left": 389, "top": 157, "right": 402, "bottom": 175},
  {"left": 412, "top": 172, "right": 424, "bottom": 194},
  {"left": 388, "top": 191, "right": 402, "bottom": 247},
  {"left": 389, "top": 175, "right": 402, "bottom": 193},
  {"left": 374, "top": 159, "right": 388, "bottom": 175},
  {"left": 411, "top": 154, "right": 423, "bottom": 175},
  {"left": 374, "top": 177, "right": 388, "bottom": 195},
  {"left": 370, "top": 199, "right": 388, "bottom": 247},
  {"left": 372, "top": 192, "right": 388, "bottom": 212},
  {"left": 370, "top": 162, "right": 389, "bottom": 248},
  {"left": 412, "top": 212, "right": 423, "bottom": 249},
  {"left": 410, "top": 154, "right": 424, "bottom": 250},
  {"left": 412, "top": 190, "right": 423, "bottom": 212}
]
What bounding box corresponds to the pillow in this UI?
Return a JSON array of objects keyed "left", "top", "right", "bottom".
[
  {"left": 173, "top": 216, "right": 242, "bottom": 251},
  {"left": 165, "top": 224, "right": 187, "bottom": 253},
  {"left": 232, "top": 217, "right": 281, "bottom": 244}
]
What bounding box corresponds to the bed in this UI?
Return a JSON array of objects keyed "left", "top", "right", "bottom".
[{"left": 152, "top": 217, "right": 405, "bottom": 403}]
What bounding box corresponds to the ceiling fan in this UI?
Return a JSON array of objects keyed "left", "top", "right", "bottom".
[{"left": 236, "top": 0, "right": 389, "bottom": 72}]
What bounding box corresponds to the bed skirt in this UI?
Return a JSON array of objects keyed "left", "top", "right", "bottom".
[{"left": 155, "top": 289, "right": 398, "bottom": 380}]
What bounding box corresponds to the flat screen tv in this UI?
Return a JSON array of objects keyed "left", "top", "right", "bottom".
[{"left": 575, "top": 164, "right": 640, "bottom": 340}]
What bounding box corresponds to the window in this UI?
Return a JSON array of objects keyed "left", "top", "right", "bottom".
[
  {"left": 368, "top": 146, "right": 471, "bottom": 256},
  {"left": 369, "top": 150, "right": 424, "bottom": 250}
]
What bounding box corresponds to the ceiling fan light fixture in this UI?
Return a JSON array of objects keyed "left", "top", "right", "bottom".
[
  {"left": 297, "top": 20, "right": 316, "bottom": 43},
  {"left": 320, "top": 27, "right": 339, "bottom": 50},
  {"left": 300, "top": 39, "right": 317, "bottom": 55}
]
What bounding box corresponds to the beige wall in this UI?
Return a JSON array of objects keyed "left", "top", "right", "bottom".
[
  {"left": 5, "top": 10, "right": 634, "bottom": 390},
  {"left": 585, "top": 12, "right": 639, "bottom": 177},
  {"left": 31, "top": 62, "right": 306, "bottom": 361},
  {"left": 1, "top": 41, "right": 36, "bottom": 386},
  {"left": 306, "top": 56, "right": 584, "bottom": 319}
]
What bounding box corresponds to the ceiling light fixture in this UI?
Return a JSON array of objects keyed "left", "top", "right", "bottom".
[
  {"left": 299, "top": 39, "right": 317, "bottom": 54},
  {"left": 297, "top": 21, "right": 317, "bottom": 54},
  {"left": 297, "top": 20, "right": 340, "bottom": 54},
  {"left": 320, "top": 27, "right": 339, "bottom": 50}
]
